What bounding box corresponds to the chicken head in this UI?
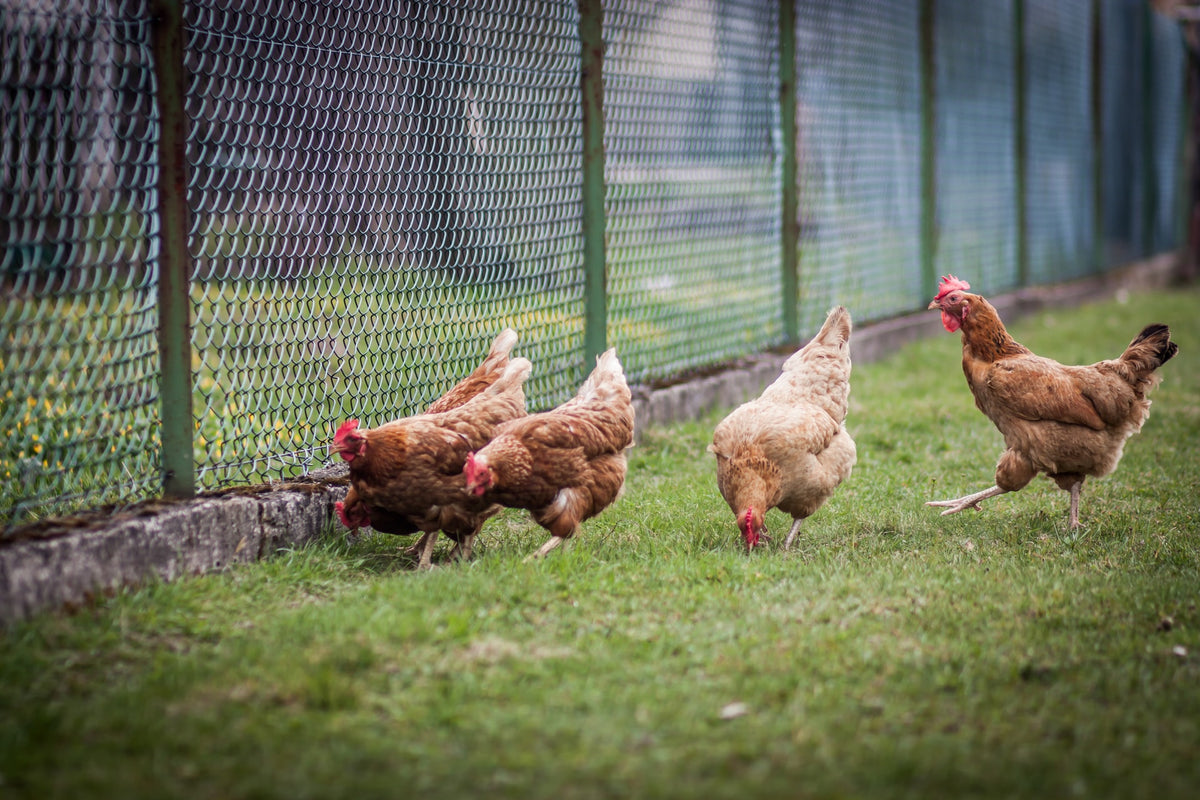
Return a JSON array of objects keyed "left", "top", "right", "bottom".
[
  {"left": 335, "top": 499, "right": 370, "bottom": 529},
  {"left": 463, "top": 451, "right": 493, "bottom": 496},
  {"left": 331, "top": 419, "right": 367, "bottom": 462},
  {"left": 927, "top": 274, "right": 972, "bottom": 333},
  {"left": 738, "top": 507, "right": 768, "bottom": 552}
]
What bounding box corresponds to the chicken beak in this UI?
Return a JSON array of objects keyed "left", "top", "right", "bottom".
[{"left": 927, "top": 299, "right": 940, "bottom": 310}]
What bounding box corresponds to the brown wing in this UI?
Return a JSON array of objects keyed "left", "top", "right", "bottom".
[
  {"left": 983, "top": 356, "right": 1107, "bottom": 430},
  {"left": 503, "top": 406, "right": 631, "bottom": 458}
]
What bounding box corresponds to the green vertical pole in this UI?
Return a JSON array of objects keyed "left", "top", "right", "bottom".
[
  {"left": 779, "top": 0, "right": 799, "bottom": 346},
  {"left": 1014, "top": 0, "right": 1029, "bottom": 286},
  {"left": 1177, "top": 28, "right": 1192, "bottom": 258},
  {"left": 579, "top": 0, "right": 607, "bottom": 362},
  {"left": 919, "top": 0, "right": 937, "bottom": 299},
  {"left": 1091, "top": 0, "right": 1105, "bottom": 273},
  {"left": 151, "top": 0, "right": 195, "bottom": 498},
  {"left": 1141, "top": 2, "right": 1158, "bottom": 255}
]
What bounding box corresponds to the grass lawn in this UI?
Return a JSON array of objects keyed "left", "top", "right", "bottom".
[{"left": 1, "top": 286, "right": 1198, "bottom": 799}]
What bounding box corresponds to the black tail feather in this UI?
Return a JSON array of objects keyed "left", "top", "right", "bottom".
[{"left": 1123, "top": 323, "right": 1178, "bottom": 370}]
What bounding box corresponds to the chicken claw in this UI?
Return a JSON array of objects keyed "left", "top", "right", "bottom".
[
  {"left": 523, "top": 536, "right": 564, "bottom": 562},
  {"left": 926, "top": 485, "right": 1006, "bottom": 516}
]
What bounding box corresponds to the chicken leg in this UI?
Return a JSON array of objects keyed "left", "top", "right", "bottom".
[
  {"left": 407, "top": 531, "right": 439, "bottom": 570},
  {"left": 403, "top": 532, "right": 434, "bottom": 559},
  {"left": 783, "top": 518, "right": 804, "bottom": 550},
  {"left": 926, "top": 485, "right": 1007, "bottom": 516},
  {"left": 1067, "top": 480, "right": 1083, "bottom": 530}
]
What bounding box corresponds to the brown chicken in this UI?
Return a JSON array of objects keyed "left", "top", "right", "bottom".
[
  {"left": 708, "top": 306, "right": 856, "bottom": 552},
  {"left": 335, "top": 328, "right": 521, "bottom": 558},
  {"left": 331, "top": 345, "right": 531, "bottom": 568},
  {"left": 462, "top": 348, "right": 634, "bottom": 559},
  {"left": 926, "top": 275, "right": 1177, "bottom": 528}
]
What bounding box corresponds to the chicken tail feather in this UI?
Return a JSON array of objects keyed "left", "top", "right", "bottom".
[
  {"left": 813, "top": 305, "right": 852, "bottom": 348},
  {"left": 483, "top": 357, "right": 533, "bottom": 396},
  {"left": 1121, "top": 323, "right": 1178, "bottom": 375},
  {"left": 486, "top": 328, "right": 519, "bottom": 362}
]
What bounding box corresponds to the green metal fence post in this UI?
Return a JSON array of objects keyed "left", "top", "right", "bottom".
[
  {"left": 919, "top": 0, "right": 937, "bottom": 299},
  {"left": 579, "top": 0, "right": 607, "bottom": 362},
  {"left": 1091, "top": 0, "right": 1105, "bottom": 272},
  {"left": 779, "top": 0, "right": 799, "bottom": 346},
  {"left": 1178, "top": 26, "right": 1192, "bottom": 261},
  {"left": 1142, "top": 2, "right": 1158, "bottom": 255},
  {"left": 1014, "top": 0, "right": 1029, "bottom": 286},
  {"left": 151, "top": 0, "right": 195, "bottom": 498}
]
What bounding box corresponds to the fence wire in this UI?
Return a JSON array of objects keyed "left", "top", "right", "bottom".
[
  {"left": 604, "top": 0, "right": 782, "bottom": 385},
  {"left": 0, "top": 0, "right": 1189, "bottom": 529},
  {"left": 1025, "top": 0, "right": 1095, "bottom": 285},
  {"left": 183, "top": 0, "right": 585, "bottom": 487},
  {"left": 794, "top": 0, "right": 922, "bottom": 331},
  {"left": 1, "top": 0, "right": 162, "bottom": 524},
  {"left": 934, "top": 0, "right": 1020, "bottom": 297}
]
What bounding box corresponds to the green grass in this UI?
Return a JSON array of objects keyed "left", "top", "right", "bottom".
[{"left": 2, "top": 286, "right": 1198, "bottom": 799}]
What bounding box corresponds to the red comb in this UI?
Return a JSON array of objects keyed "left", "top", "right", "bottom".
[
  {"left": 333, "top": 419, "right": 359, "bottom": 446},
  {"left": 933, "top": 275, "right": 971, "bottom": 301}
]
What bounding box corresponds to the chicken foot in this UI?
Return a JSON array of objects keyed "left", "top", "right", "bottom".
[
  {"left": 926, "top": 485, "right": 1007, "bottom": 516},
  {"left": 524, "top": 536, "right": 565, "bottom": 561}
]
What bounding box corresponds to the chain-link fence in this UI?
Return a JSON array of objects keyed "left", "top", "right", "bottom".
[{"left": 1, "top": 0, "right": 1189, "bottom": 530}]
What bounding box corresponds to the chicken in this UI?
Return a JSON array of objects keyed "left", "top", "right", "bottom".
[
  {"left": 336, "top": 328, "right": 522, "bottom": 555},
  {"left": 462, "top": 348, "right": 634, "bottom": 559},
  {"left": 708, "top": 306, "right": 856, "bottom": 552},
  {"left": 926, "top": 275, "right": 1177, "bottom": 529},
  {"left": 331, "top": 346, "right": 531, "bottom": 569}
]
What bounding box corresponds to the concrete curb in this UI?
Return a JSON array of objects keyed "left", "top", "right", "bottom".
[{"left": 0, "top": 254, "right": 1181, "bottom": 625}]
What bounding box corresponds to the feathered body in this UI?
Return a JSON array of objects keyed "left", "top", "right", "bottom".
[
  {"left": 332, "top": 329, "right": 529, "bottom": 567},
  {"left": 927, "top": 275, "right": 1177, "bottom": 527},
  {"left": 709, "top": 306, "right": 856, "bottom": 551},
  {"left": 463, "top": 348, "right": 635, "bottom": 558}
]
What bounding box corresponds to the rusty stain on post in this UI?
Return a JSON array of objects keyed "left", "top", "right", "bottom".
[{"left": 151, "top": 0, "right": 195, "bottom": 498}]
